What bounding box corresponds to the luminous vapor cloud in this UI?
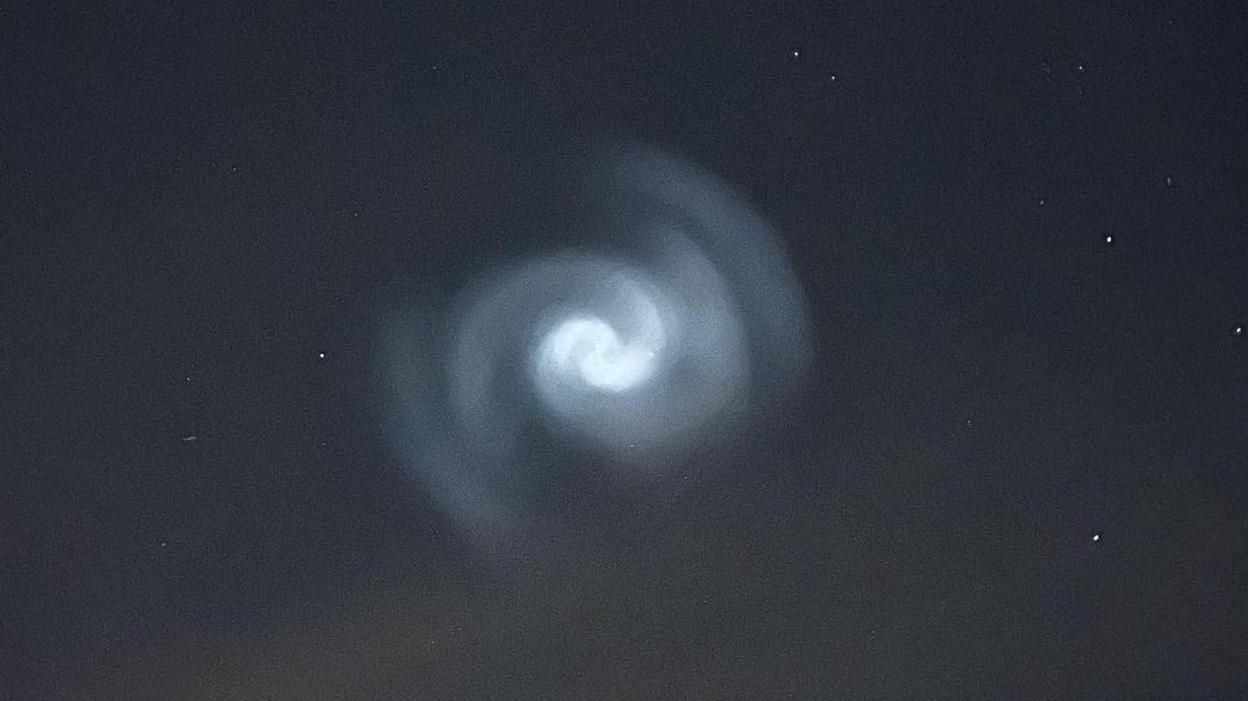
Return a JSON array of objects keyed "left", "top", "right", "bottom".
[{"left": 378, "top": 143, "right": 812, "bottom": 560}]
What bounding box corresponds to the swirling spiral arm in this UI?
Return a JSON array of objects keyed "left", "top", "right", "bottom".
[{"left": 379, "top": 144, "right": 811, "bottom": 560}]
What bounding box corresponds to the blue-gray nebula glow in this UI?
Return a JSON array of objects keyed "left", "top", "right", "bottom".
[{"left": 378, "top": 143, "right": 811, "bottom": 558}]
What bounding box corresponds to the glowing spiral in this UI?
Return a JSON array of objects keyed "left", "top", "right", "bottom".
[{"left": 379, "top": 143, "right": 811, "bottom": 557}]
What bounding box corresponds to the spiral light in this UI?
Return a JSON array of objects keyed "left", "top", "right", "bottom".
[{"left": 379, "top": 143, "right": 811, "bottom": 556}]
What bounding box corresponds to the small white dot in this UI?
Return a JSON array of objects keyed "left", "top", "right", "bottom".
[
  {"left": 1104, "top": 235, "right": 1113, "bottom": 244},
  {"left": 1165, "top": 175, "right": 1173, "bottom": 187},
  {"left": 1091, "top": 533, "right": 1100, "bottom": 542},
  {"left": 791, "top": 49, "right": 801, "bottom": 58},
  {"left": 317, "top": 352, "right": 326, "bottom": 359},
  {"left": 1235, "top": 326, "right": 1243, "bottom": 336},
  {"left": 1076, "top": 64, "right": 1084, "bottom": 72},
  {"left": 829, "top": 74, "right": 837, "bottom": 81}
]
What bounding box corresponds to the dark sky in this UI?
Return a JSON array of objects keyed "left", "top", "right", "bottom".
[{"left": 4, "top": 1, "right": 1247, "bottom": 698}]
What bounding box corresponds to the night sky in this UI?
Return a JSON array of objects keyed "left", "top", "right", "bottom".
[{"left": 5, "top": 1, "right": 1248, "bottom": 698}]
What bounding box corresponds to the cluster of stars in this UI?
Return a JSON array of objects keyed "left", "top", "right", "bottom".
[
  {"left": 788, "top": 47, "right": 837, "bottom": 82},
  {"left": 966, "top": 414, "right": 1108, "bottom": 546},
  {"left": 1080, "top": 175, "right": 1242, "bottom": 342},
  {"left": 178, "top": 350, "right": 330, "bottom": 445}
]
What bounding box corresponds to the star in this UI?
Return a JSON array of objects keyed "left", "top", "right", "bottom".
[
  {"left": 1104, "top": 235, "right": 1113, "bottom": 245},
  {"left": 1091, "top": 533, "right": 1101, "bottom": 542},
  {"left": 317, "top": 352, "right": 326, "bottom": 359}
]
